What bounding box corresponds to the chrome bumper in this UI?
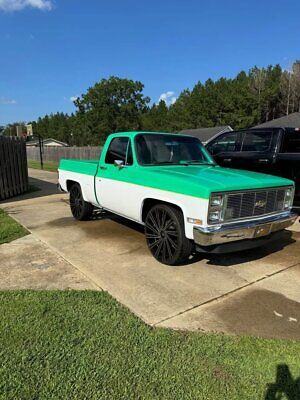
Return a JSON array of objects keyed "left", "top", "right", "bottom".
[{"left": 193, "top": 212, "right": 298, "bottom": 247}]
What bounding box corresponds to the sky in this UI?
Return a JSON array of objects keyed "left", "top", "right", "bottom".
[{"left": 0, "top": 0, "right": 299, "bottom": 125}]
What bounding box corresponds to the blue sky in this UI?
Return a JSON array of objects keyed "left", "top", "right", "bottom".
[{"left": 0, "top": 0, "right": 299, "bottom": 125}]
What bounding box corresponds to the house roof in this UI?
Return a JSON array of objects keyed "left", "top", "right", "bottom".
[
  {"left": 26, "top": 138, "right": 69, "bottom": 147},
  {"left": 179, "top": 126, "right": 233, "bottom": 143},
  {"left": 253, "top": 112, "right": 300, "bottom": 128}
]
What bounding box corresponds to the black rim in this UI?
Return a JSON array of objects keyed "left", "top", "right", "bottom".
[
  {"left": 145, "top": 208, "right": 179, "bottom": 263},
  {"left": 70, "top": 186, "right": 83, "bottom": 218}
]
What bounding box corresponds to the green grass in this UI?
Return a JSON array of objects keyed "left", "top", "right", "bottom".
[
  {"left": 28, "top": 159, "right": 58, "bottom": 172},
  {"left": 0, "top": 290, "right": 299, "bottom": 399},
  {"left": 0, "top": 209, "right": 28, "bottom": 244}
]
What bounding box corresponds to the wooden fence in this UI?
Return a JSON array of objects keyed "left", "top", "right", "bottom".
[
  {"left": 0, "top": 137, "right": 29, "bottom": 201},
  {"left": 26, "top": 146, "right": 102, "bottom": 163}
]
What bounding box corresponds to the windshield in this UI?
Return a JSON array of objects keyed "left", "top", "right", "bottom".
[{"left": 135, "top": 134, "right": 215, "bottom": 166}]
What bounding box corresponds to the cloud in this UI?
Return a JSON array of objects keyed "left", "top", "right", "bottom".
[
  {"left": 0, "top": 98, "right": 17, "bottom": 105},
  {"left": 0, "top": 0, "right": 53, "bottom": 12},
  {"left": 158, "top": 91, "right": 177, "bottom": 106},
  {"left": 70, "top": 95, "right": 79, "bottom": 102}
]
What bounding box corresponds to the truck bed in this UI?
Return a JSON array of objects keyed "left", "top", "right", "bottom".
[{"left": 59, "top": 159, "right": 99, "bottom": 176}]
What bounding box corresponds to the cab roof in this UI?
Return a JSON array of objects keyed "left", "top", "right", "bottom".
[{"left": 106, "top": 131, "right": 195, "bottom": 139}]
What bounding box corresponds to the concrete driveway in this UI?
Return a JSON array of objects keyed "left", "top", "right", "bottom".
[{"left": 1, "top": 168, "right": 300, "bottom": 340}]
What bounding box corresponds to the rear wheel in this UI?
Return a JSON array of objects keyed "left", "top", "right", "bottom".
[
  {"left": 145, "top": 204, "right": 193, "bottom": 265},
  {"left": 69, "top": 183, "right": 93, "bottom": 221}
]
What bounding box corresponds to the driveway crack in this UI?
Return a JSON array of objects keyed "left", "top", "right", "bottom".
[{"left": 153, "top": 261, "right": 300, "bottom": 327}]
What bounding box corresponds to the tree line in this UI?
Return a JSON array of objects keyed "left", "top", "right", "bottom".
[{"left": 4, "top": 61, "right": 300, "bottom": 146}]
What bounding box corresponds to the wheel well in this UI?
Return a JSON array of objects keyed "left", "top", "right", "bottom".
[
  {"left": 141, "top": 198, "right": 183, "bottom": 222},
  {"left": 66, "top": 180, "right": 79, "bottom": 192}
]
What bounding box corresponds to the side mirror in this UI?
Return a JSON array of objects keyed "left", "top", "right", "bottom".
[{"left": 114, "top": 159, "right": 125, "bottom": 169}]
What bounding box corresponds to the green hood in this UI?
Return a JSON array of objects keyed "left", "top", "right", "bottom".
[{"left": 137, "top": 165, "right": 294, "bottom": 199}]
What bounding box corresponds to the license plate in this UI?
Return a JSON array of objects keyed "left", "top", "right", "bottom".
[{"left": 254, "top": 224, "right": 271, "bottom": 238}]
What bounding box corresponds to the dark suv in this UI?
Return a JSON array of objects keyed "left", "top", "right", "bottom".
[{"left": 206, "top": 127, "right": 300, "bottom": 199}]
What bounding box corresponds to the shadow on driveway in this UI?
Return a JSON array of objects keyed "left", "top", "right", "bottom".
[
  {"left": 48, "top": 208, "right": 297, "bottom": 268},
  {"left": 0, "top": 177, "right": 60, "bottom": 204}
]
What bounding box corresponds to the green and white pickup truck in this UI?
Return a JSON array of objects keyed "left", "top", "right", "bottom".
[{"left": 58, "top": 131, "right": 297, "bottom": 265}]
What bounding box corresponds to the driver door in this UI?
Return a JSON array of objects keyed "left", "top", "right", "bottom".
[
  {"left": 95, "top": 136, "right": 138, "bottom": 219},
  {"left": 206, "top": 131, "right": 242, "bottom": 167}
]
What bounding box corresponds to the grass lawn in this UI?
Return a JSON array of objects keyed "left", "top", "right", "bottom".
[
  {"left": 28, "top": 159, "right": 58, "bottom": 172},
  {"left": 0, "top": 290, "right": 299, "bottom": 399},
  {"left": 0, "top": 209, "right": 28, "bottom": 245}
]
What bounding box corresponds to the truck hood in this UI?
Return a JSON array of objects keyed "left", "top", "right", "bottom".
[{"left": 141, "top": 165, "right": 294, "bottom": 199}]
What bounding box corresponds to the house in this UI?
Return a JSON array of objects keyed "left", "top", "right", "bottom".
[
  {"left": 26, "top": 138, "right": 69, "bottom": 147},
  {"left": 253, "top": 112, "right": 300, "bottom": 128},
  {"left": 180, "top": 126, "right": 233, "bottom": 144}
]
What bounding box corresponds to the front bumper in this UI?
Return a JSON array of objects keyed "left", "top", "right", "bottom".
[{"left": 193, "top": 212, "right": 298, "bottom": 247}]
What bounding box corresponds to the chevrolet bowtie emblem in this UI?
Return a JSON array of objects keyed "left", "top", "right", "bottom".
[{"left": 255, "top": 200, "right": 266, "bottom": 208}]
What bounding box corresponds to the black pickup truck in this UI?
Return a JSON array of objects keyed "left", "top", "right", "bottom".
[{"left": 205, "top": 127, "right": 300, "bottom": 199}]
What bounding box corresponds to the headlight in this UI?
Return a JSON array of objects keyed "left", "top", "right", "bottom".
[
  {"left": 208, "top": 193, "right": 225, "bottom": 224},
  {"left": 210, "top": 194, "right": 223, "bottom": 207},
  {"left": 284, "top": 187, "right": 294, "bottom": 209},
  {"left": 208, "top": 210, "right": 222, "bottom": 223}
]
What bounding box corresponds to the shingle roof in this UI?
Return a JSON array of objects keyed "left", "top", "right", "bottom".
[
  {"left": 253, "top": 112, "right": 300, "bottom": 128},
  {"left": 179, "top": 126, "right": 233, "bottom": 143},
  {"left": 26, "top": 138, "right": 69, "bottom": 146}
]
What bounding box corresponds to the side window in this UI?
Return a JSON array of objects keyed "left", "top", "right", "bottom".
[
  {"left": 241, "top": 131, "right": 272, "bottom": 152},
  {"left": 105, "top": 137, "right": 129, "bottom": 164},
  {"left": 207, "top": 132, "right": 240, "bottom": 155},
  {"left": 281, "top": 132, "right": 300, "bottom": 153},
  {"left": 126, "top": 141, "right": 133, "bottom": 165}
]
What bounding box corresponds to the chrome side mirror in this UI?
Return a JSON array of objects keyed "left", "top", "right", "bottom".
[{"left": 114, "top": 159, "right": 125, "bottom": 169}]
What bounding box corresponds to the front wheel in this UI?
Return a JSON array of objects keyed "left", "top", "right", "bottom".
[
  {"left": 144, "top": 204, "right": 194, "bottom": 265},
  {"left": 69, "top": 183, "right": 93, "bottom": 221}
]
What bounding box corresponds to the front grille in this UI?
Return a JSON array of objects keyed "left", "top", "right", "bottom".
[{"left": 223, "top": 187, "right": 287, "bottom": 222}]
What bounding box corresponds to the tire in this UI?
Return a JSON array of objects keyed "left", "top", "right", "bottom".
[
  {"left": 69, "top": 183, "right": 93, "bottom": 221},
  {"left": 144, "top": 204, "right": 194, "bottom": 265}
]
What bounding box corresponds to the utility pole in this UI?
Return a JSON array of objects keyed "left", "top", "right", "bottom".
[
  {"left": 38, "top": 134, "right": 44, "bottom": 169},
  {"left": 286, "top": 70, "right": 292, "bottom": 116}
]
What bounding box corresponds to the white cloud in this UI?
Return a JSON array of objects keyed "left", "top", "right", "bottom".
[
  {"left": 70, "top": 95, "right": 79, "bottom": 102},
  {"left": 0, "top": 0, "right": 53, "bottom": 12},
  {"left": 0, "top": 97, "right": 17, "bottom": 105},
  {"left": 158, "top": 91, "right": 177, "bottom": 106}
]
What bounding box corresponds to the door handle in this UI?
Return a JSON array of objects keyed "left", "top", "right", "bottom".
[
  {"left": 100, "top": 166, "right": 107, "bottom": 170},
  {"left": 223, "top": 158, "right": 232, "bottom": 162},
  {"left": 258, "top": 159, "right": 269, "bottom": 163}
]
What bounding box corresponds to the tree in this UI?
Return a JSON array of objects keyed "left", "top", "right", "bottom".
[
  {"left": 7, "top": 59, "right": 300, "bottom": 145},
  {"left": 141, "top": 100, "right": 169, "bottom": 131},
  {"left": 250, "top": 66, "right": 267, "bottom": 123},
  {"left": 73, "top": 76, "right": 150, "bottom": 144}
]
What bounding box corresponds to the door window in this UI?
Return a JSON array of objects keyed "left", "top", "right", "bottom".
[
  {"left": 241, "top": 131, "right": 273, "bottom": 152},
  {"left": 126, "top": 141, "right": 133, "bottom": 165},
  {"left": 281, "top": 131, "right": 300, "bottom": 153},
  {"left": 105, "top": 137, "right": 128, "bottom": 164},
  {"left": 105, "top": 137, "right": 134, "bottom": 165},
  {"left": 207, "top": 132, "right": 240, "bottom": 155}
]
